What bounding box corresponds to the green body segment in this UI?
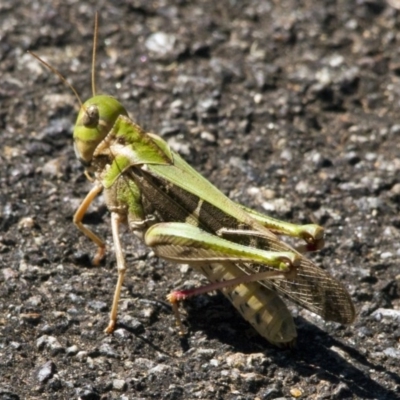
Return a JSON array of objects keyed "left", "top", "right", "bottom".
[{"left": 94, "top": 116, "right": 174, "bottom": 189}]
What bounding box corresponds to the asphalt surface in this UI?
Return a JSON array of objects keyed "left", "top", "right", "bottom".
[{"left": 1, "top": 1, "right": 400, "bottom": 399}]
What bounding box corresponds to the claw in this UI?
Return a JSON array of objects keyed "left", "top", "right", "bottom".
[
  {"left": 93, "top": 245, "right": 106, "bottom": 265},
  {"left": 104, "top": 319, "right": 116, "bottom": 334},
  {"left": 167, "top": 293, "right": 187, "bottom": 336}
]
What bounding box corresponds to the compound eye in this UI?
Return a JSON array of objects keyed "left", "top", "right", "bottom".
[{"left": 82, "top": 104, "right": 99, "bottom": 128}]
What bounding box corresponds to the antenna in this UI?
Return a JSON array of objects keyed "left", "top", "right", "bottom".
[
  {"left": 91, "top": 12, "right": 98, "bottom": 96},
  {"left": 27, "top": 51, "right": 83, "bottom": 108},
  {"left": 28, "top": 13, "right": 101, "bottom": 107}
]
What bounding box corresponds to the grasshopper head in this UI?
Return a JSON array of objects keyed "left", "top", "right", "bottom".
[{"left": 73, "top": 94, "right": 128, "bottom": 166}]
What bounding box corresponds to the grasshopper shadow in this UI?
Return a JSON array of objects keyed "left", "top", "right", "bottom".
[{"left": 184, "top": 293, "right": 399, "bottom": 400}]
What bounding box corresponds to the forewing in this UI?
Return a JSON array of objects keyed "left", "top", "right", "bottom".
[{"left": 239, "top": 233, "right": 355, "bottom": 324}]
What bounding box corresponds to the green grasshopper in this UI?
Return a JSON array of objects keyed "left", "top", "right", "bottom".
[{"left": 30, "top": 18, "right": 355, "bottom": 346}]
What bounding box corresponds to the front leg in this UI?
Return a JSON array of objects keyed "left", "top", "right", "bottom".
[
  {"left": 73, "top": 183, "right": 105, "bottom": 265},
  {"left": 104, "top": 212, "right": 127, "bottom": 334}
]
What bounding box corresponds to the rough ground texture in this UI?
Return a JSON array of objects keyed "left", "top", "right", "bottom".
[{"left": 1, "top": 0, "right": 400, "bottom": 399}]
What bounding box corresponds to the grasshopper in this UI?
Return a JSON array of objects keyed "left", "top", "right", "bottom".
[{"left": 30, "top": 17, "right": 355, "bottom": 346}]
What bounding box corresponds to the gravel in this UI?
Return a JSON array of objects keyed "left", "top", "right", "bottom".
[{"left": 1, "top": 0, "right": 400, "bottom": 399}]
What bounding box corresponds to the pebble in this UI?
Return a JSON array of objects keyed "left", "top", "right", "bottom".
[
  {"left": 2, "top": 268, "right": 18, "bottom": 280},
  {"left": 112, "top": 379, "right": 126, "bottom": 391},
  {"left": 145, "top": 32, "right": 176, "bottom": 55},
  {"left": 383, "top": 347, "right": 400, "bottom": 359},
  {"left": 26, "top": 295, "right": 42, "bottom": 307},
  {"left": 76, "top": 386, "right": 100, "bottom": 400},
  {"left": 17, "top": 217, "right": 35, "bottom": 230},
  {"left": 290, "top": 387, "right": 303, "bottom": 397},
  {"left": 200, "top": 131, "right": 216, "bottom": 143},
  {"left": 42, "top": 157, "right": 64, "bottom": 178},
  {"left": 372, "top": 308, "right": 400, "bottom": 321},
  {"left": 118, "top": 315, "right": 144, "bottom": 334},
  {"left": 193, "top": 348, "right": 215, "bottom": 361},
  {"left": 380, "top": 251, "right": 393, "bottom": 259},
  {"left": 66, "top": 345, "right": 79, "bottom": 356},
  {"left": 134, "top": 357, "right": 156, "bottom": 370},
  {"left": 76, "top": 351, "right": 89, "bottom": 361},
  {"left": 261, "top": 198, "right": 292, "bottom": 214},
  {"left": 387, "top": 0, "right": 400, "bottom": 10},
  {"left": 36, "top": 335, "right": 64, "bottom": 355},
  {"left": 99, "top": 343, "right": 119, "bottom": 358},
  {"left": 87, "top": 300, "right": 108, "bottom": 312},
  {"left": 226, "top": 353, "right": 246, "bottom": 368},
  {"left": 37, "top": 360, "right": 56, "bottom": 383},
  {"left": 148, "top": 363, "right": 171, "bottom": 374},
  {"left": 258, "top": 385, "right": 284, "bottom": 399}
]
